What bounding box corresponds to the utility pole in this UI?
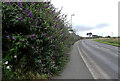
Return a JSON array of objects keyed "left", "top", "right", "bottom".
[
  {"left": 111, "top": 32, "right": 113, "bottom": 37},
  {"left": 71, "top": 14, "right": 75, "bottom": 28}
]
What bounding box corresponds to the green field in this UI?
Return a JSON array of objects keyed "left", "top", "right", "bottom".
[{"left": 93, "top": 38, "right": 120, "bottom": 47}]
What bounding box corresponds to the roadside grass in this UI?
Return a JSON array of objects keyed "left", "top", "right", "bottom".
[{"left": 93, "top": 38, "right": 120, "bottom": 47}]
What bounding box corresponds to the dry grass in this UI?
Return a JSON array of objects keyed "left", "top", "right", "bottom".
[{"left": 93, "top": 38, "right": 120, "bottom": 47}]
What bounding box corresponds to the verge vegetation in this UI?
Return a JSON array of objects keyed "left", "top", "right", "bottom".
[
  {"left": 2, "top": 2, "right": 80, "bottom": 80},
  {"left": 93, "top": 38, "right": 120, "bottom": 47}
]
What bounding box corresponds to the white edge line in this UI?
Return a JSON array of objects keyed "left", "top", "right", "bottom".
[
  {"left": 77, "top": 44, "right": 96, "bottom": 79},
  {"left": 77, "top": 41, "right": 111, "bottom": 79}
]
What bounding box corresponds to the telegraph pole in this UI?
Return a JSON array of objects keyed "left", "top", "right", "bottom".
[
  {"left": 111, "top": 32, "right": 113, "bottom": 37},
  {"left": 71, "top": 14, "right": 75, "bottom": 28}
]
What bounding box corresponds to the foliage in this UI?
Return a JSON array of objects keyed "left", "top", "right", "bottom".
[
  {"left": 93, "top": 38, "right": 120, "bottom": 47},
  {"left": 2, "top": 2, "right": 77, "bottom": 80},
  {"left": 86, "top": 32, "right": 92, "bottom": 37}
]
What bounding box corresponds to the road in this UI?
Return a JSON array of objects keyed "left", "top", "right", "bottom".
[{"left": 55, "top": 39, "right": 119, "bottom": 79}]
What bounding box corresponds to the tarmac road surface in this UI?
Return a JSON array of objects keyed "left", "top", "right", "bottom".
[{"left": 55, "top": 39, "right": 119, "bottom": 79}]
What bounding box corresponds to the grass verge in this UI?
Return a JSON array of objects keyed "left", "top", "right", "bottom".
[{"left": 93, "top": 38, "right": 120, "bottom": 47}]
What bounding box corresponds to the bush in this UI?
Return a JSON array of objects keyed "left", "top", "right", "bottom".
[{"left": 2, "top": 2, "right": 76, "bottom": 80}]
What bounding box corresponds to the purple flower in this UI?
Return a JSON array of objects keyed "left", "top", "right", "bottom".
[
  {"left": 52, "top": 10, "right": 55, "bottom": 13},
  {"left": 18, "top": 17, "right": 23, "bottom": 21},
  {"left": 50, "top": 56, "right": 53, "bottom": 58},
  {"left": 57, "top": 16, "right": 60, "bottom": 19},
  {"left": 24, "top": 8, "right": 27, "bottom": 13},
  {"left": 21, "top": 40, "right": 24, "bottom": 42},
  {"left": 32, "top": 37, "right": 35, "bottom": 39},
  {"left": 28, "top": 2, "right": 31, "bottom": 5},
  {"left": 12, "top": 37, "right": 15, "bottom": 39},
  {"left": 43, "top": 9, "right": 45, "bottom": 12},
  {"left": 35, "top": 23, "right": 37, "bottom": 27},
  {"left": 32, "top": 34, "right": 35, "bottom": 37},
  {"left": 6, "top": 36, "right": 9, "bottom": 39},
  {"left": 35, "top": 18, "right": 38, "bottom": 21},
  {"left": 42, "top": 65, "right": 45, "bottom": 67},
  {"left": 47, "top": 10, "right": 50, "bottom": 13},
  {"left": 53, "top": 20, "right": 55, "bottom": 23},
  {"left": 51, "top": 14, "right": 54, "bottom": 17},
  {"left": 52, "top": 61, "right": 55, "bottom": 64},
  {"left": 40, "top": 68, "right": 42, "bottom": 71},
  {"left": 50, "top": 72, "right": 53, "bottom": 74},
  {"left": 46, "top": 6, "right": 48, "bottom": 8},
  {"left": 32, "top": 46, "right": 34, "bottom": 49},
  {"left": 39, "top": 60, "right": 42, "bottom": 64},
  {"left": 60, "top": 25, "right": 63, "bottom": 28},
  {"left": 44, "top": 2, "right": 47, "bottom": 4},
  {"left": 68, "top": 27, "right": 71, "bottom": 29},
  {"left": 5, "top": 2, "right": 10, "bottom": 5},
  {"left": 43, "top": 33, "right": 47, "bottom": 36},
  {"left": 50, "top": 56, "right": 55, "bottom": 59},
  {"left": 50, "top": 6, "right": 53, "bottom": 9},
  {"left": 46, "top": 69, "right": 49, "bottom": 72},
  {"left": 50, "top": 36, "right": 54, "bottom": 39},
  {"left": 28, "top": 11, "right": 32, "bottom": 17},
  {"left": 52, "top": 30, "right": 55, "bottom": 32},
  {"left": 18, "top": 2, "right": 22, "bottom": 8},
  {"left": 32, "top": 2, "right": 34, "bottom": 4},
  {"left": 54, "top": 24, "right": 57, "bottom": 27},
  {"left": 51, "top": 44, "right": 55, "bottom": 47},
  {"left": 66, "top": 53, "right": 70, "bottom": 55}
]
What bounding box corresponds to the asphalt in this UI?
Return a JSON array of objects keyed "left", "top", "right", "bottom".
[
  {"left": 54, "top": 39, "right": 119, "bottom": 79},
  {"left": 55, "top": 41, "right": 93, "bottom": 79},
  {"left": 80, "top": 39, "right": 118, "bottom": 79}
]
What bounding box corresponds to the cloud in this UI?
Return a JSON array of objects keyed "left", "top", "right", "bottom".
[
  {"left": 73, "top": 26, "right": 93, "bottom": 32},
  {"left": 73, "top": 23, "right": 109, "bottom": 32},
  {"left": 95, "top": 23, "right": 109, "bottom": 28}
]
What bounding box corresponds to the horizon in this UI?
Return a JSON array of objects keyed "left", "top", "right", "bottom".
[{"left": 51, "top": 0, "right": 119, "bottom": 37}]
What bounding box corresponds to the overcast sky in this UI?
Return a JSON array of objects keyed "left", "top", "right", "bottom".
[{"left": 51, "top": 0, "right": 119, "bottom": 37}]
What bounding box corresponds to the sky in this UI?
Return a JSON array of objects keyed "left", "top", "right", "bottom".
[{"left": 51, "top": 0, "right": 119, "bottom": 37}]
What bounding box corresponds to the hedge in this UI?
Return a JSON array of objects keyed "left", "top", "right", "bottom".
[{"left": 2, "top": 2, "right": 78, "bottom": 80}]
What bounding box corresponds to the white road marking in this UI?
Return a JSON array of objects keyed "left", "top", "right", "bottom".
[{"left": 77, "top": 41, "right": 111, "bottom": 79}]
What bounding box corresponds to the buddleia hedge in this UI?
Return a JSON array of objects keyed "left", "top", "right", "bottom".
[{"left": 2, "top": 2, "right": 76, "bottom": 80}]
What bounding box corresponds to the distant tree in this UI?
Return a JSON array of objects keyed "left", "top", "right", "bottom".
[
  {"left": 86, "top": 32, "right": 92, "bottom": 37},
  {"left": 107, "top": 36, "right": 111, "bottom": 38},
  {"left": 105, "top": 35, "right": 111, "bottom": 38}
]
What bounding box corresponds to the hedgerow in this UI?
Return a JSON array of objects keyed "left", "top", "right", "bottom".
[{"left": 2, "top": 2, "right": 77, "bottom": 80}]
